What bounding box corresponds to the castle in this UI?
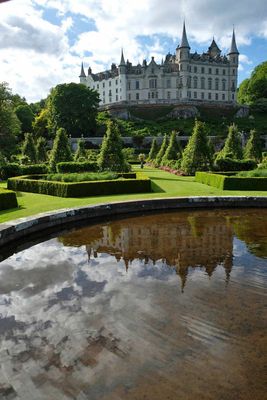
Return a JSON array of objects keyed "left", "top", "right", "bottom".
[{"left": 79, "top": 23, "right": 239, "bottom": 107}]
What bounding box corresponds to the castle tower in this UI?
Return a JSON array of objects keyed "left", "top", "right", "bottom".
[
  {"left": 176, "top": 22, "right": 190, "bottom": 100},
  {"left": 119, "top": 49, "right": 127, "bottom": 102},
  {"left": 79, "top": 62, "right": 86, "bottom": 84},
  {"left": 228, "top": 29, "right": 239, "bottom": 103}
]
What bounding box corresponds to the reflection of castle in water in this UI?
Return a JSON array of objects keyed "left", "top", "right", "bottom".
[{"left": 61, "top": 212, "right": 234, "bottom": 289}]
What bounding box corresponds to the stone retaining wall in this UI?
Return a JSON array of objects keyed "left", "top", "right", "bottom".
[{"left": 0, "top": 196, "right": 267, "bottom": 249}]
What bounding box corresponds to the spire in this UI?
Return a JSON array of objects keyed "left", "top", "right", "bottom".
[
  {"left": 180, "top": 21, "right": 190, "bottom": 49},
  {"left": 228, "top": 29, "right": 239, "bottom": 54},
  {"left": 119, "top": 48, "right": 126, "bottom": 66},
  {"left": 79, "top": 62, "right": 86, "bottom": 78}
]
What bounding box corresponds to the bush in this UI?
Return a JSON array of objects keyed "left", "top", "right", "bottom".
[
  {"left": 49, "top": 127, "right": 73, "bottom": 171},
  {"left": 46, "top": 172, "right": 119, "bottom": 182},
  {"left": 0, "top": 163, "right": 48, "bottom": 180},
  {"left": 216, "top": 123, "right": 243, "bottom": 160},
  {"left": 214, "top": 158, "right": 257, "bottom": 172},
  {"left": 195, "top": 171, "right": 267, "bottom": 190},
  {"left": 237, "top": 169, "right": 267, "bottom": 177},
  {"left": 21, "top": 132, "right": 37, "bottom": 164},
  {"left": 8, "top": 173, "right": 151, "bottom": 197},
  {"left": 0, "top": 188, "right": 18, "bottom": 210},
  {"left": 56, "top": 161, "right": 98, "bottom": 173}
]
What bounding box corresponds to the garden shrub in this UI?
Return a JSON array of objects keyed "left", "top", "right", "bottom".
[
  {"left": 8, "top": 173, "right": 150, "bottom": 197},
  {"left": 20, "top": 164, "right": 48, "bottom": 175},
  {"left": 56, "top": 161, "right": 98, "bottom": 173},
  {"left": 237, "top": 169, "right": 267, "bottom": 177},
  {"left": 46, "top": 172, "right": 119, "bottom": 182},
  {"left": 214, "top": 158, "right": 257, "bottom": 172},
  {"left": 0, "top": 163, "right": 48, "bottom": 179},
  {"left": 195, "top": 171, "right": 267, "bottom": 190},
  {"left": 0, "top": 188, "right": 18, "bottom": 210}
]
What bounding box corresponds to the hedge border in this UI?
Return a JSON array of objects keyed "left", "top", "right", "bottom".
[
  {"left": 0, "top": 188, "right": 18, "bottom": 211},
  {"left": 7, "top": 173, "right": 151, "bottom": 198},
  {"left": 195, "top": 172, "right": 267, "bottom": 191}
]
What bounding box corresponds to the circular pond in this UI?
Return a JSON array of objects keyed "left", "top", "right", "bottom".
[{"left": 0, "top": 209, "right": 266, "bottom": 400}]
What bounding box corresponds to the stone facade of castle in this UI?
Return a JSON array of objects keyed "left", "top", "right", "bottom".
[{"left": 79, "top": 23, "right": 239, "bottom": 107}]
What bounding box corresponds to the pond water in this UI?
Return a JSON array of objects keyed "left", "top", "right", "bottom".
[{"left": 0, "top": 209, "right": 266, "bottom": 400}]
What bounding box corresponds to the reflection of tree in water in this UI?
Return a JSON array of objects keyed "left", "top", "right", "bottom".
[{"left": 60, "top": 211, "right": 235, "bottom": 290}]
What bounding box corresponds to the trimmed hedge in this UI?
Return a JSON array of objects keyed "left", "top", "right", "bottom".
[
  {"left": 0, "top": 163, "right": 48, "bottom": 180},
  {"left": 214, "top": 158, "right": 257, "bottom": 172},
  {"left": 195, "top": 171, "right": 267, "bottom": 191},
  {"left": 56, "top": 161, "right": 98, "bottom": 173},
  {"left": 7, "top": 173, "right": 151, "bottom": 197},
  {"left": 0, "top": 188, "right": 18, "bottom": 210}
]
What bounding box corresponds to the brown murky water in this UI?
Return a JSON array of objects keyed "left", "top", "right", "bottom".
[{"left": 0, "top": 209, "right": 266, "bottom": 400}]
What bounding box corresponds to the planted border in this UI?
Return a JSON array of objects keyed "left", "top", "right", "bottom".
[
  {"left": 0, "top": 188, "right": 18, "bottom": 210},
  {"left": 195, "top": 172, "right": 267, "bottom": 191},
  {"left": 7, "top": 173, "right": 151, "bottom": 198}
]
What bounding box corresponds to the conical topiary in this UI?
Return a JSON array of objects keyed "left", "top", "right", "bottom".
[
  {"left": 161, "top": 131, "right": 182, "bottom": 166},
  {"left": 98, "top": 120, "right": 130, "bottom": 172},
  {"left": 74, "top": 137, "right": 87, "bottom": 161},
  {"left": 180, "top": 120, "right": 212, "bottom": 175},
  {"left": 243, "top": 129, "right": 262, "bottom": 162},
  {"left": 155, "top": 134, "right": 168, "bottom": 166},
  {"left": 147, "top": 137, "right": 159, "bottom": 162},
  {"left": 36, "top": 137, "right": 47, "bottom": 163},
  {"left": 21, "top": 132, "right": 37, "bottom": 164},
  {"left": 49, "top": 127, "right": 73, "bottom": 171},
  {"left": 216, "top": 123, "right": 243, "bottom": 160}
]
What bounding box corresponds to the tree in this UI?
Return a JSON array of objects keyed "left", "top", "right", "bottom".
[
  {"left": 15, "top": 104, "right": 34, "bottom": 134},
  {"left": 36, "top": 137, "right": 47, "bottom": 163},
  {"left": 74, "top": 137, "right": 87, "bottom": 161},
  {"left": 0, "top": 82, "right": 21, "bottom": 157},
  {"left": 216, "top": 123, "right": 243, "bottom": 160},
  {"left": 243, "top": 129, "right": 262, "bottom": 162},
  {"left": 21, "top": 133, "right": 37, "bottom": 164},
  {"left": 161, "top": 131, "right": 182, "bottom": 166},
  {"left": 32, "top": 108, "right": 50, "bottom": 139},
  {"left": 180, "top": 120, "right": 212, "bottom": 174},
  {"left": 147, "top": 137, "right": 159, "bottom": 161},
  {"left": 238, "top": 61, "right": 267, "bottom": 104},
  {"left": 47, "top": 83, "right": 100, "bottom": 137},
  {"left": 98, "top": 120, "right": 130, "bottom": 172},
  {"left": 49, "top": 128, "right": 73, "bottom": 171},
  {"left": 155, "top": 134, "right": 168, "bottom": 165}
]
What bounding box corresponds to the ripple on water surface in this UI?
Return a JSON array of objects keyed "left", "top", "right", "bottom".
[{"left": 0, "top": 209, "right": 266, "bottom": 400}]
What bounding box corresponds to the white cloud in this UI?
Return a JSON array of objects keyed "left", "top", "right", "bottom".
[{"left": 0, "top": 0, "right": 266, "bottom": 101}]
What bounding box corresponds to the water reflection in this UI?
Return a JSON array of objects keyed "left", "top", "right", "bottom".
[{"left": 0, "top": 209, "right": 266, "bottom": 400}]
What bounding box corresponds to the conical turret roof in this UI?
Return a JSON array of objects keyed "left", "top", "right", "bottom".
[
  {"left": 119, "top": 49, "right": 126, "bottom": 66},
  {"left": 79, "top": 62, "right": 86, "bottom": 78},
  {"left": 228, "top": 29, "right": 239, "bottom": 54},
  {"left": 180, "top": 21, "right": 190, "bottom": 48}
]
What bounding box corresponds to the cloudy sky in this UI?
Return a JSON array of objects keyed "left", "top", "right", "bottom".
[{"left": 0, "top": 0, "right": 266, "bottom": 103}]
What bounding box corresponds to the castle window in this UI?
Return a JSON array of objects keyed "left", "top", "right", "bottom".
[
  {"left": 209, "top": 68, "right": 212, "bottom": 74},
  {"left": 216, "top": 68, "right": 219, "bottom": 75},
  {"left": 215, "top": 78, "right": 219, "bottom": 90},
  {"left": 116, "top": 79, "right": 118, "bottom": 85},
  {"left": 149, "top": 79, "right": 157, "bottom": 89},
  {"left": 223, "top": 69, "right": 226, "bottom": 75},
  {"left": 194, "top": 91, "right": 197, "bottom": 99},
  {"left": 193, "top": 76, "right": 198, "bottom": 89},
  {"left": 201, "top": 77, "right": 205, "bottom": 89},
  {"left": 187, "top": 76, "right": 191, "bottom": 88},
  {"left": 116, "top": 88, "right": 118, "bottom": 93},
  {"left": 180, "top": 64, "right": 183, "bottom": 71},
  {"left": 208, "top": 92, "right": 211, "bottom": 100},
  {"left": 152, "top": 92, "right": 155, "bottom": 99},
  {"left": 156, "top": 92, "right": 158, "bottom": 98},
  {"left": 128, "top": 93, "right": 131, "bottom": 100},
  {"left": 201, "top": 92, "right": 205, "bottom": 100},
  {"left": 148, "top": 92, "right": 151, "bottom": 99},
  {"left": 136, "top": 93, "right": 139, "bottom": 100},
  {"left": 222, "top": 79, "right": 226, "bottom": 91},
  {"left": 167, "top": 91, "right": 171, "bottom": 99},
  {"left": 189, "top": 66, "right": 191, "bottom": 72},
  {"left": 127, "top": 81, "right": 131, "bottom": 90},
  {"left": 103, "top": 91, "right": 105, "bottom": 96},
  {"left": 109, "top": 81, "right": 111, "bottom": 86},
  {"left": 232, "top": 93, "right": 235, "bottom": 100},
  {"left": 233, "top": 57, "right": 236, "bottom": 63},
  {"left": 208, "top": 78, "right": 212, "bottom": 90},
  {"left": 194, "top": 66, "right": 197, "bottom": 73},
  {"left": 116, "top": 95, "right": 118, "bottom": 101},
  {"left": 222, "top": 93, "right": 225, "bottom": 100},
  {"left": 136, "top": 81, "right": 140, "bottom": 89},
  {"left": 233, "top": 69, "right": 235, "bottom": 75},
  {"left": 151, "top": 68, "right": 154, "bottom": 74},
  {"left": 187, "top": 91, "right": 191, "bottom": 98},
  {"left": 103, "top": 82, "right": 105, "bottom": 88},
  {"left": 97, "top": 84, "right": 99, "bottom": 89},
  {"left": 109, "top": 89, "right": 112, "bottom": 96},
  {"left": 166, "top": 79, "right": 171, "bottom": 88},
  {"left": 201, "top": 67, "right": 205, "bottom": 74},
  {"left": 215, "top": 93, "right": 218, "bottom": 100}
]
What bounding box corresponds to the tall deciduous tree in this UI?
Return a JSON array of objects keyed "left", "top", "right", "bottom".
[
  {"left": 49, "top": 128, "right": 73, "bottom": 171},
  {"left": 155, "top": 134, "right": 168, "bottom": 165},
  {"left": 238, "top": 61, "right": 267, "bottom": 105},
  {"left": 243, "top": 129, "right": 262, "bottom": 162},
  {"left": 161, "top": 131, "right": 182, "bottom": 166},
  {"left": 98, "top": 120, "right": 130, "bottom": 172},
  {"left": 181, "top": 120, "right": 212, "bottom": 174},
  {"left": 32, "top": 108, "right": 50, "bottom": 139},
  {"left": 47, "top": 83, "right": 99, "bottom": 137},
  {"left": 21, "top": 132, "right": 37, "bottom": 164},
  {"left": 0, "top": 82, "right": 21, "bottom": 157},
  {"left": 216, "top": 123, "right": 243, "bottom": 160},
  {"left": 15, "top": 104, "right": 34, "bottom": 134}
]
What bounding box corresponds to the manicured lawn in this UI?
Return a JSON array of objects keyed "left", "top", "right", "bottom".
[{"left": 0, "top": 166, "right": 267, "bottom": 223}]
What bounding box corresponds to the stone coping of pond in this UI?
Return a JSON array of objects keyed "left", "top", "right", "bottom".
[{"left": 0, "top": 196, "right": 267, "bottom": 248}]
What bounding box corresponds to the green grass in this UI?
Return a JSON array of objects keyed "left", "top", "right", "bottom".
[
  {"left": 237, "top": 169, "right": 267, "bottom": 177},
  {"left": 0, "top": 166, "right": 267, "bottom": 223}
]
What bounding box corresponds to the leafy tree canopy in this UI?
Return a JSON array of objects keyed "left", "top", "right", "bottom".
[
  {"left": 15, "top": 104, "right": 34, "bottom": 134},
  {"left": 238, "top": 61, "right": 267, "bottom": 105},
  {"left": 47, "top": 83, "right": 100, "bottom": 137}
]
